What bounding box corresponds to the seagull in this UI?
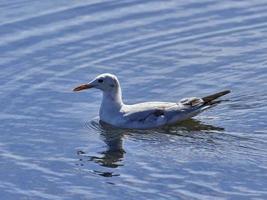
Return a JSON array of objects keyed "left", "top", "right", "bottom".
[{"left": 73, "top": 73, "right": 230, "bottom": 129}]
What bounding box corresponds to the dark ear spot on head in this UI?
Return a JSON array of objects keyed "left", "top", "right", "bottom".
[
  {"left": 111, "top": 77, "right": 118, "bottom": 87},
  {"left": 98, "top": 79, "right": 103, "bottom": 83}
]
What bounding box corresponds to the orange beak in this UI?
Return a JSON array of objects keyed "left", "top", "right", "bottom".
[{"left": 73, "top": 84, "right": 93, "bottom": 92}]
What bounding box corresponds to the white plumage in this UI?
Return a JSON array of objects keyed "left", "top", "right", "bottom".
[{"left": 73, "top": 73, "right": 230, "bottom": 129}]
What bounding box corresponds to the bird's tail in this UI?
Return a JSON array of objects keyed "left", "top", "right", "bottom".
[{"left": 202, "top": 90, "right": 231, "bottom": 105}]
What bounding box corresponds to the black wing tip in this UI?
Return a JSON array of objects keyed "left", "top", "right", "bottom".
[
  {"left": 202, "top": 90, "right": 231, "bottom": 104},
  {"left": 221, "top": 90, "right": 231, "bottom": 95}
]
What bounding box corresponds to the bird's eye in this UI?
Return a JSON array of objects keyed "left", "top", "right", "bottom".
[{"left": 98, "top": 79, "right": 103, "bottom": 83}]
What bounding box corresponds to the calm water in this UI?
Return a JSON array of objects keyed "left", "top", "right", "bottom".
[{"left": 1, "top": 0, "right": 267, "bottom": 199}]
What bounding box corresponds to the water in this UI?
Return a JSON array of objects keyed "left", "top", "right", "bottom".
[{"left": 1, "top": 0, "right": 267, "bottom": 199}]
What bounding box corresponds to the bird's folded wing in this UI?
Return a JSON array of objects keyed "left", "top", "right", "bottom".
[
  {"left": 122, "top": 102, "right": 178, "bottom": 122},
  {"left": 123, "top": 98, "right": 206, "bottom": 123},
  {"left": 123, "top": 108, "right": 166, "bottom": 122}
]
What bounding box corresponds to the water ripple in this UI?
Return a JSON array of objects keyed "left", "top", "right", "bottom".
[{"left": 1, "top": 0, "right": 267, "bottom": 199}]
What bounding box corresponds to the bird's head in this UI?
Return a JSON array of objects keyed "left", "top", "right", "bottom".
[{"left": 73, "top": 73, "right": 120, "bottom": 93}]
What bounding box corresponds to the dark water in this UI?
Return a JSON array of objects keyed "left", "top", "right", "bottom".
[{"left": 1, "top": 0, "right": 267, "bottom": 199}]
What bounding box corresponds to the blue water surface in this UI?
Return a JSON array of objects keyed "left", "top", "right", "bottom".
[{"left": 1, "top": 0, "right": 267, "bottom": 199}]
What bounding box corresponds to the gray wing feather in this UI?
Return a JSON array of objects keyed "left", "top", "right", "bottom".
[
  {"left": 123, "top": 98, "right": 203, "bottom": 123},
  {"left": 121, "top": 91, "right": 230, "bottom": 126},
  {"left": 123, "top": 108, "right": 165, "bottom": 122}
]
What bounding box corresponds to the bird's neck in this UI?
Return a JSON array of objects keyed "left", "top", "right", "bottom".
[{"left": 100, "top": 88, "right": 124, "bottom": 120}]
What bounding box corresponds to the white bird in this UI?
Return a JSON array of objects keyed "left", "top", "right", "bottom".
[{"left": 73, "top": 73, "right": 230, "bottom": 129}]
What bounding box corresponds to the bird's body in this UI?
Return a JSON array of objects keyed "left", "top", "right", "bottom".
[{"left": 74, "top": 73, "right": 230, "bottom": 129}]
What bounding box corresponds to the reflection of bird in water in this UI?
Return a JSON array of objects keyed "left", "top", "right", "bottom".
[
  {"left": 73, "top": 73, "right": 230, "bottom": 129},
  {"left": 163, "top": 119, "right": 224, "bottom": 133},
  {"left": 78, "top": 118, "right": 224, "bottom": 177},
  {"left": 77, "top": 120, "right": 125, "bottom": 174},
  {"left": 91, "top": 123, "right": 125, "bottom": 168}
]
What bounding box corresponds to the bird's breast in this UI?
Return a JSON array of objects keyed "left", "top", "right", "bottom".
[{"left": 99, "top": 105, "right": 124, "bottom": 125}]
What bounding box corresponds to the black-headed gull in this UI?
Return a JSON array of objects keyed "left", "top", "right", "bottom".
[{"left": 73, "top": 73, "right": 230, "bottom": 129}]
